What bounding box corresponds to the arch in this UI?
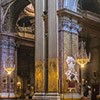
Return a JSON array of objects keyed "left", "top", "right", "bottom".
[
  {"left": 15, "top": 2, "right": 35, "bottom": 38},
  {"left": 2, "top": 0, "right": 35, "bottom": 32}
]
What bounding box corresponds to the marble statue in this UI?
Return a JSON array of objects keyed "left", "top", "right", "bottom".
[{"left": 65, "top": 56, "right": 79, "bottom": 83}]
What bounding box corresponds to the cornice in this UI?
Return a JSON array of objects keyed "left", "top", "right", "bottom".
[
  {"left": 57, "top": 8, "right": 82, "bottom": 20},
  {"left": 82, "top": 11, "right": 100, "bottom": 23},
  {"left": 16, "top": 35, "right": 35, "bottom": 47},
  {"left": 57, "top": 9, "right": 100, "bottom": 35},
  {"left": 82, "top": 11, "right": 100, "bottom": 34},
  {"left": 57, "top": 8, "right": 100, "bottom": 23}
]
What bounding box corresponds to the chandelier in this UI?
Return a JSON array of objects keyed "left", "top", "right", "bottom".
[
  {"left": 76, "top": 41, "right": 91, "bottom": 96},
  {"left": 76, "top": 41, "right": 91, "bottom": 68},
  {"left": 4, "top": 57, "right": 15, "bottom": 75}
]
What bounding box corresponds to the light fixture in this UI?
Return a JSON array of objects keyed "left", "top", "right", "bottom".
[
  {"left": 5, "top": 67, "right": 15, "bottom": 75},
  {"left": 17, "top": 81, "right": 21, "bottom": 89},
  {"left": 76, "top": 41, "right": 91, "bottom": 68},
  {"left": 4, "top": 57, "right": 15, "bottom": 75}
]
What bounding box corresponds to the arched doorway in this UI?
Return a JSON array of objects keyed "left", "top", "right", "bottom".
[{"left": 0, "top": 0, "right": 35, "bottom": 98}]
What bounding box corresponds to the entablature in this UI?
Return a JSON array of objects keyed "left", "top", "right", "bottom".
[
  {"left": 57, "top": 8, "right": 100, "bottom": 36},
  {"left": 57, "top": 8, "right": 82, "bottom": 20},
  {"left": 82, "top": 11, "right": 100, "bottom": 23},
  {"left": 82, "top": 11, "right": 100, "bottom": 36},
  {"left": 15, "top": 35, "right": 35, "bottom": 48}
]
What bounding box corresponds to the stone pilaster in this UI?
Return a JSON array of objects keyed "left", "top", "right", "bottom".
[
  {"left": 58, "top": 16, "right": 81, "bottom": 93},
  {"left": 0, "top": 34, "right": 16, "bottom": 98}
]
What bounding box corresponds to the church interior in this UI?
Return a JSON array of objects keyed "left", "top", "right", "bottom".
[{"left": 0, "top": 0, "right": 100, "bottom": 100}]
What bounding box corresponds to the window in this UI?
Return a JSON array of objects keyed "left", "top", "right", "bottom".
[{"left": 64, "top": 0, "right": 78, "bottom": 12}]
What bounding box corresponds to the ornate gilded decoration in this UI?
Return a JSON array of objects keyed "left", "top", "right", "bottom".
[{"left": 24, "top": 4, "right": 35, "bottom": 17}]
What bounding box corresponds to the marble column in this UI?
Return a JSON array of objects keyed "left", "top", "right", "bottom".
[
  {"left": 0, "top": 34, "right": 16, "bottom": 98},
  {"left": 48, "top": 0, "right": 59, "bottom": 94},
  {"left": 35, "top": 0, "right": 45, "bottom": 93}
]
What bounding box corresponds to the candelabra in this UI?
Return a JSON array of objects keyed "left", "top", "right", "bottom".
[{"left": 76, "top": 41, "right": 91, "bottom": 68}]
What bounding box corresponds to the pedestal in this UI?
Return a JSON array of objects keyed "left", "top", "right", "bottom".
[
  {"left": 61, "top": 93, "right": 81, "bottom": 100},
  {"left": 0, "top": 93, "right": 16, "bottom": 98},
  {"left": 33, "top": 93, "right": 60, "bottom": 100}
]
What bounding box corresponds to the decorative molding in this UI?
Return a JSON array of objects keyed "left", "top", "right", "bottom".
[{"left": 16, "top": 36, "right": 35, "bottom": 47}]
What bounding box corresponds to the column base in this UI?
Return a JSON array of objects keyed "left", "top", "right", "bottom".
[
  {"left": 0, "top": 93, "right": 16, "bottom": 98},
  {"left": 61, "top": 93, "right": 81, "bottom": 100},
  {"left": 32, "top": 93, "right": 60, "bottom": 100}
]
